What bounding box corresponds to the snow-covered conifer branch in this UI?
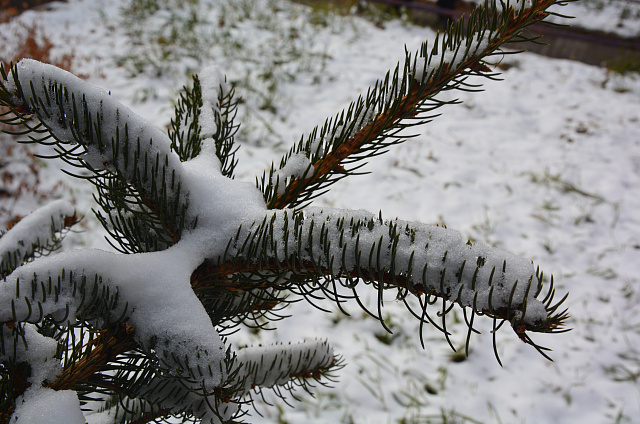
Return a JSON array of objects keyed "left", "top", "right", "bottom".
[
  {"left": 196, "top": 207, "right": 568, "bottom": 357},
  {"left": 0, "top": 247, "right": 230, "bottom": 417},
  {"left": 83, "top": 344, "right": 241, "bottom": 424},
  {"left": 233, "top": 340, "right": 341, "bottom": 401},
  {"left": 0, "top": 199, "right": 79, "bottom": 278},
  {"left": 261, "top": 0, "right": 564, "bottom": 210},
  {"left": 169, "top": 69, "right": 240, "bottom": 178},
  {"left": 0, "top": 60, "right": 193, "bottom": 250}
]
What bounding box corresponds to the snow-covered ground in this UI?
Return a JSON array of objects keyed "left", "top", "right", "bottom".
[
  {"left": 1, "top": 0, "right": 640, "bottom": 423},
  {"left": 547, "top": 0, "right": 640, "bottom": 37}
]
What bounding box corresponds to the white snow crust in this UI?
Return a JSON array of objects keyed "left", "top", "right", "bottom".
[
  {"left": 0, "top": 199, "right": 75, "bottom": 268},
  {"left": 235, "top": 340, "right": 334, "bottom": 393},
  {"left": 10, "top": 387, "right": 85, "bottom": 424},
  {"left": 273, "top": 153, "right": 314, "bottom": 194},
  {"left": 199, "top": 65, "right": 228, "bottom": 139}
]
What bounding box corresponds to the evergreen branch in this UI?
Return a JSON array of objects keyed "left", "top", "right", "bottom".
[
  {"left": 0, "top": 60, "right": 193, "bottom": 251},
  {"left": 0, "top": 200, "right": 79, "bottom": 279},
  {"left": 233, "top": 340, "right": 342, "bottom": 403},
  {"left": 195, "top": 208, "right": 568, "bottom": 356},
  {"left": 0, "top": 1, "right": 574, "bottom": 419},
  {"left": 169, "top": 71, "right": 240, "bottom": 178},
  {"left": 261, "top": 0, "right": 562, "bottom": 210},
  {"left": 0, "top": 247, "right": 228, "bottom": 392},
  {"left": 192, "top": 284, "right": 290, "bottom": 335},
  {"left": 91, "top": 175, "right": 187, "bottom": 254},
  {"left": 170, "top": 74, "right": 205, "bottom": 162},
  {"left": 0, "top": 270, "right": 125, "bottom": 411},
  {"left": 90, "top": 345, "right": 242, "bottom": 424},
  {"left": 0, "top": 246, "right": 242, "bottom": 422}
]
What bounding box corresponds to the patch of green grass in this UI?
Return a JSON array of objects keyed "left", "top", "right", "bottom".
[
  {"left": 398, "top": 409, "right": 487, "bottom": 424},
  {"left": 527, "top": 169, "right": 605, "bottom": 202},
  {"left": 114, "top": 0, "right": 342, "bottom": 145},
  {"left": 607, "top": 55, "right": 640, "bottom": 76}
]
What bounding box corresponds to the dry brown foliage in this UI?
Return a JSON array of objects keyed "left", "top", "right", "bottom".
[
  {"left": 0, "top": 0, "right": 64, "bottom": 23},
  {"left": 0, "top": 8, "right": 76, "bottom": 230},
  {"left": 0, "top": 20, "right": 75, "bottom": 72}
]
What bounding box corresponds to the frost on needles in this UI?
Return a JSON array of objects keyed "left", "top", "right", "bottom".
[{"left": 0, "top": 0, "right": 570, "bottom": 422}]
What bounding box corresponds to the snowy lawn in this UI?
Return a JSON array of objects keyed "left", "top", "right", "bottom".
[{"left": 1, "top": 0, "right": 640, "bottom": 423}]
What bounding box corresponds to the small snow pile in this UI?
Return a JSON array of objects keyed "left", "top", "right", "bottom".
[
  {"left": 234, "top": 340, "right": 335, "bottom": 394},
  {"left": 198, "top": 65, "right": 229, "bottom": 139},
  {"left": 0, "top": 200, "right": 75, "bottom": 273},
  {"left": 1, "top": 324, "right": 84, "bottom": 424},
  {"left": 11, "top": 387, "right": 85, "bottom": 424},
  {"left": 273, "top": 153, "right": 314, "bottom": 194},
  {"left": 510, "top": 0, "right": 533, "bottom": 11},
  {"left": 9, "top": 59, "right": 187, "bottom": 204},
  {"left": 413, "top": 32, "right": 494, "bottom": 82},
  {"left": 1, "top": 325, "right": 61, "bottom": 386}
]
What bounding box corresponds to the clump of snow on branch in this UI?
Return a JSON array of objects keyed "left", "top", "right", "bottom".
[
  {"left": 414, "top": 32, "right": 494, "bottom": 82},
  {"left": 199, "top": 65, "right": 229, "bottom": 139},
  {"left": 10, "top": 386, "right": 85, "bottom": 424},
  {"left": 0, "top": 199, "right": 75, "bottom": 273},
  {"left": 1, "top": 325, "right": 60, "bottom": 386},
  {"left": 234, "top": 340, "right": 335, "bottom": 395},
  {"left": 273, "top": 153, "right": 314, "bottom": 195},
  {"left": 2, "top": 324, "right": 85, "bottom": 424}
]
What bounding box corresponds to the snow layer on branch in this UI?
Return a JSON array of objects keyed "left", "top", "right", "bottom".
[
  {"left": 0, "top": 324, "right": 61, "bottom": 386},
  {"left": 180, "top": 139, "right": 268, "bottom": 236},
  {"left": 314, "top": 207, "right": 543, "bottom": 323},
  {"left": 0, "top": 246, "right": 226, "bottom": 388},
  {"left": 234, "top": 340, "right": 334, "bottom": 395},
  {"left": 10, "top": 386, "right": 85, "bottom": 424},
  {"left": 273, "top": 153, "right": 314, "bottom": 195},
  {"left": 0, "top": 200, "right": 75, "bottom": 270},
  {"left": 247, "top": 207, "right": 547, "bottom": 326},
  {"left": 199, "top": 65, "right": 228, "bottom": 140},
  {"left": 9, "top": 59, "right": 186, "bottom": 200}
]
